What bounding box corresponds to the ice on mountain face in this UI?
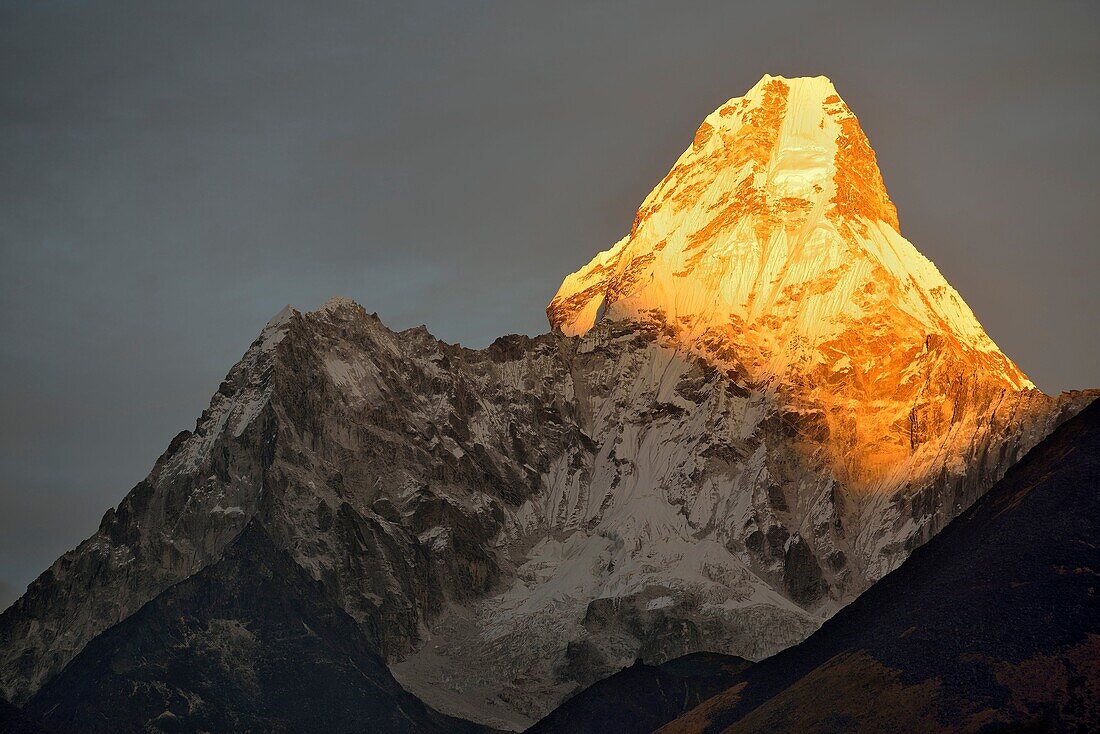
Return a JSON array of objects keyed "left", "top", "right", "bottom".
[
  {"left": 258, "top": 305, "right": 296, "bottom": 352},
  {"left": 264, "top": 304, "right": 296, "bottom": 330}
]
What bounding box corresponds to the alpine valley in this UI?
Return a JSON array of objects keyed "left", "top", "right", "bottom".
[{"left": 1, "top": 76, "right": 1095, "bottom": 733}]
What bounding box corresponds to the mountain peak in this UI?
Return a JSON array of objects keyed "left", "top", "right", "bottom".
[
  {"left": 316, "top": 295, "right": 361, "bottom": 314},
  {"left": 681, "top": 73, "right": 897, "bottom": 232},
  {"left": 546, "top": 75, "right": 911, "bottom": 341},
  {"left": 547, "top": 75, "right": 1022, "bottom": 381},
  {"left": 548, "top": 75, "right": 1034, "bottom": 490}
]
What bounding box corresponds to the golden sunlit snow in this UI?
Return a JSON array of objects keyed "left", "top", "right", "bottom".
[{"left": 548, "top": 75, "right": 1033, "bottom": 492}]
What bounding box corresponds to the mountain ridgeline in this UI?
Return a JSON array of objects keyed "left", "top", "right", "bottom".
[{"left": 1, "top": 75, "right": 1095, "bottom": 731}]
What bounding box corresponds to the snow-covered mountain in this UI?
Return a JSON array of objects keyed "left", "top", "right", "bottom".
[
  {"left": 0, "top": 76, "right": 1094, "bottom": 731},
  {"left": 550, "top": 75, "right": 1032, "bottom": 499}
]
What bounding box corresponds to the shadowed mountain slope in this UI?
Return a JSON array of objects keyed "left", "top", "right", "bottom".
[
  {"left": 22, "top": 522, "right": 488, "bottom": 734},
  {"left": 527, "top": 652, "right": 750, "bottom": 734},
  {"left": 0, "top": 698, "right": 50, "bottom": 734},
  {"left": 658, "top": 397, "right": 1100, "bottom": 733}
]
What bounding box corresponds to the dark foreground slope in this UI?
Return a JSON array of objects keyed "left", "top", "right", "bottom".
[
  {"left": 22, "top": 522, "right": 487, "bottom": 734},
  {"left": 527, "top": 652, "right": 751, "bottom": 734},
  {"left": 657, "top": 397, "right": 1100, "bottom": 733},
  {"left": 0, "top": 698, "right": 49, "bottom": 734}
]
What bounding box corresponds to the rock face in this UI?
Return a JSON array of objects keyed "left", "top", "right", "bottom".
[
  {"left": 658, "top": 397, "right": 1100, "bottom": 733},
  {"left": 23, "top": 522, "right": 486, "bottom": 734},
  {"left": 0, "top": 76, "right": 1095, "bottom": 730}
]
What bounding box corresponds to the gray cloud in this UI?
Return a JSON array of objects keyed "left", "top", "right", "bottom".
[{"left": 1, "top": 0, "right": 1097, "bottom": 598}]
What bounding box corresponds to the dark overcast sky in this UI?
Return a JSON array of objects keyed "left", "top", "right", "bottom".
[{"left": 1, "top": 0, "right": 1097, "bottom": 608}]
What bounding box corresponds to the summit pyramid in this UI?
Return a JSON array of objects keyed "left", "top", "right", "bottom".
[{"left": 551, "top": 75, "right": 1033, "bottom": 493}]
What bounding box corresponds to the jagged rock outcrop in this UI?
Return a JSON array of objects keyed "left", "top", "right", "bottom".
[{"left": 0, "top": 76, "right": 1095, "bottom": 730}]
